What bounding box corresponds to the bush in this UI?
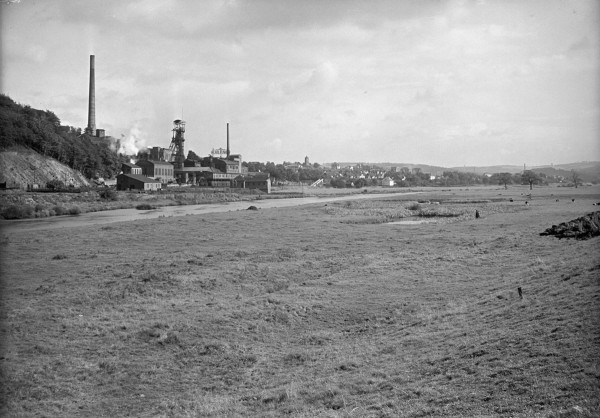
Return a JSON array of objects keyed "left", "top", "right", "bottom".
[
  {"left": 53, "top": 205, "right": 66, "bottom": 216},
  {"left": 354, "top": 178, "right": 367, "bottom": 188},
  {"left": 1, "top": 204, "right": 34, "bottom": 219},
  {"left": 46, "top": 179, "right": 66, "bottom": 190},
  {"left": 35, "top": 209, "right": 50, "bottom": 218},
  {"left": 68, "top": 206, "right": 81, "bottom": 215},
  {"left": 136, "top": 203, "right": 156, "bottom": 210},
  {"left": 330, "top": 178, "right": 347, "bottom": 189},
  {"left": 407, "top": 202, "right": 422, "bottom": 211},
  {"left": 99, "top": 189, "right": 118, "bottom": 201}
]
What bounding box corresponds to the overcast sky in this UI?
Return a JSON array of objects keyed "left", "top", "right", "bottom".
[{"left": 1, "top": 0, "right": 599, "bottom": 167}]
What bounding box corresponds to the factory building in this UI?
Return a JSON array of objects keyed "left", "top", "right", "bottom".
[
  {"left": 116, "top": 174, "right": 161, "bottom": 191},
  {"left": 175, "top": 164, "right": 213, "bottom": 185},
  {"left": 148, "top": 146, "right": 172, "bottom": 162},
  {"left": 121, "top": 162, "right": 142, "bottom": 175},
  {"left": 136, "top": 159, "right": 174, "bottom": 183},
  {"left": 233, "top": 173, "right": 271, "bottom": 193},
  {"left": 116, "top": 163, "right": 161, "bottom": 191}
]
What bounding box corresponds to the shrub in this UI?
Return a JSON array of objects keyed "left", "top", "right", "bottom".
[
  {"left": 99, "top": 189, "right": 118, "bottom": 201},
  {"left": 53, "top": 206, "right": 66, "bottom": 216},
  {"left": 46, "top": 179, "right": 65, "bottom": 190},
  {"left": 34, "top": 204, "right": 45, "bottom": 212},
  {"left": 68, "top": 206, "right": 81, "bottom": 215},
  {"left": 407, "top": 202, "right": 422, "bottom": 211},
  {"left": 1, "top": 204, "right": 34, "bottom": 219},
  {"left": 330, "top": 178, "right": 347, "bottom": 189},
  {"left": 136, "top": 203, "right": 156, "bottom": 210}
]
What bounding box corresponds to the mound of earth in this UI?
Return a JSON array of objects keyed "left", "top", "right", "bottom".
[
  {"left": 0, "top": 150, "right": 90, "bottom": 188},
  {"left": 540, "top": 211, "right": 600, "bottom": 240}
]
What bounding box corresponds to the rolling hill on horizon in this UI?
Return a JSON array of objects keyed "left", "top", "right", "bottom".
[{"left": 330, "top": 161, "right": 600, "bottom": 176}]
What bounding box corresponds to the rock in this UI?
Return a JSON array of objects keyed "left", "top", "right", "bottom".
[
  {"left": 540, "top": 211, "right": 600, "bottom": 240},
  {"left": 247, "top": 205, "right": 258, "bottom": 211}
]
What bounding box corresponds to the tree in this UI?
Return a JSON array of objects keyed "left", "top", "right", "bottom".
[
  {"left": 571, "top": 170, "right": 581, "bottom": 188},
  {"left": 46, "top": 179, "right": 65, "bottom": 190},
  {"left": 521, "top": 170, "right": 541, "bottom": 190},
  {"left": 354, "top": 178, "right": 367, "bottom": 188},
  {"left": 187, "top": 150, "right": 202, "bottom": 161},
  {"left": 330, "top": 178, "right": 346, "bottom": 188},
  {"left": 494, "top": 173, "right": 512, "bottom": 189}
]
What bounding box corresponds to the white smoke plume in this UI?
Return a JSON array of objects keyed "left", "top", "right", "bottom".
[{"left": 118, "top": 123, "right": 148, "bottom": 156}]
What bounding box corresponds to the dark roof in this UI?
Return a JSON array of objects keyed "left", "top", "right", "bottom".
[
  {"left": 247, "top": 172, "right": 270, "bottom": 179},
  {"left": 175, "top": 167, "right": 212, "bottom": 172},
  {"left": 137, "top": 160, "right": 173, "bottom": 166},
  {"left": 117, "top": 173, "right": 161, "bottom": 183},
  {"left": 122, "top": 162, "right": 140, "bottom": 168},
  {"left": 235, "top": 173, "right": 270, "bottom": 181}
]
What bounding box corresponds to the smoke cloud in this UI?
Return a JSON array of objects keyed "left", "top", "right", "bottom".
[{"left": 118, "top": 123, "right": 148, "bottom": 156}]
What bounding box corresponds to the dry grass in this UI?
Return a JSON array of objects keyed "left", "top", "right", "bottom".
[{"left": 0, "top": 185, "right": 599, "bottom": 417}]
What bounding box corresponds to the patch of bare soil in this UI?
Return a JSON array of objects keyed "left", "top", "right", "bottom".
[{"left": 540, "top": 211, "right": 600, "bottom": 240}]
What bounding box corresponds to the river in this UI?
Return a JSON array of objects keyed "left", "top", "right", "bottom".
[{"left": 0, "top": 192, "right": 421, "bottom": 234}]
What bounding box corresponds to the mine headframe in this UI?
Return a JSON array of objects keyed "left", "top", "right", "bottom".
[{"left": 169, "top": 119, "right": 186, "bottom": 169}]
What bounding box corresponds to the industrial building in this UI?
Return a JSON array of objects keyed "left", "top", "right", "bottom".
[
  {"left": 116, "top": 173, "right": 161, "bottom": 191},
  {"left": 232, "top": 173, "right": 271, "bottom": 193},
  {"left": 136, "top": 159, "right": 175, "bottom": 183},
  {"left": 116, "top": 163, "right": 162, "bottom": 191}
]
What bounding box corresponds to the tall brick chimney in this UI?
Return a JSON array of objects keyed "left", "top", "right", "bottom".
[{"left": 85, "top": 55, "right": 96, "bottom": 135}]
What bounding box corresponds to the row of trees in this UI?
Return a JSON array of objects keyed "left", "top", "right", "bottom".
[{"left": 0, "top": 94, "right": 125, "bottom": 179}]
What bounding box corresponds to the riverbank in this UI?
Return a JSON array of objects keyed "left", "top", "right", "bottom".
[
  {"left": 1, "top": 183, "right": 596, "bottom": 221},
  {"left": 0, "top": 185, "right": 414, "bottom": 220}
]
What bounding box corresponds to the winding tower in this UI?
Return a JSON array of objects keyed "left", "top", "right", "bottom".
[{"left": 169, "top": 119, "right": 186, "bottom": 169}]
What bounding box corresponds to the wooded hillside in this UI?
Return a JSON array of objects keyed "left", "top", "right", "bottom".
[{"left": 0, "top": 94, "right": 125, "bottom": 180}]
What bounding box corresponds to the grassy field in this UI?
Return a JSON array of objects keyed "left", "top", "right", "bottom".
[{"left": 0, "top": 185, "right": 599, "bottom": 417}]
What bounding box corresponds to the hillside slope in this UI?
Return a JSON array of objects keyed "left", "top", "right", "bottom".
[
  {"left": 0, "top": 149, "right": 90, "bottom": 188},
  {"left": 0, "top": 94, "right": 125, "bottom": 183}
]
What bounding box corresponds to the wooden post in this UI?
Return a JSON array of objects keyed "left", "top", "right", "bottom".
[{"left": 518, "top": 287, "right": 523, "bottom": 299}]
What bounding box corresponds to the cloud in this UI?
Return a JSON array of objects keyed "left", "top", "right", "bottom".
[
  {"left": 566, "top": 36, "right": 592, "bottom": 54},
  {"left": 265, "top": 61, "right": 339, "bottom": 103},
  {"left": 3, "top": 0, "right": 599, "bottom": 167}
]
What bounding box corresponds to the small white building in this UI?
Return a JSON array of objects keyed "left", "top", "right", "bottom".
[{"left": 381, "top": 177, "right": 395, "bottom": 187}]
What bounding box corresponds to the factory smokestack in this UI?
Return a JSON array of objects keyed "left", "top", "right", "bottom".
[
  {"left": 85, "top": 55, "right": 96, "bottom": 135},
  {"left": 226, "top": 123, "right": 230, "bottom": 158}
]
